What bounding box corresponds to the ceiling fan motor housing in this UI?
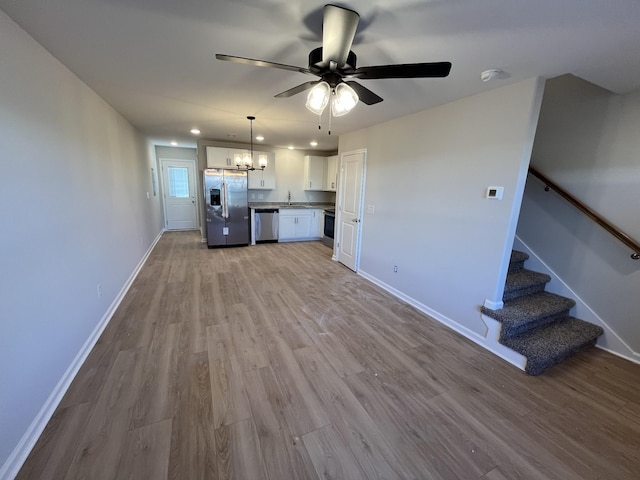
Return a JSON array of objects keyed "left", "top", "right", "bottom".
[{"left": 309, "top": 47, "right": 357, "bottom": 73}]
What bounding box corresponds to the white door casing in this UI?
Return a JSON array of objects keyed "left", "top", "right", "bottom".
[
  {"left": 160, "top": 158, "right": 198, "bottom": 230},
  {"left": 337, "top": 150, "right": 366, "bottom": 271}
]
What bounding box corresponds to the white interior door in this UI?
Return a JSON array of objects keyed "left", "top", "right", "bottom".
[
  {"left": 338, "top": 150, "right": 365, "bottom": 271},
  {"left": 161, "top": 158, "right": 198, "bottom": 230}
]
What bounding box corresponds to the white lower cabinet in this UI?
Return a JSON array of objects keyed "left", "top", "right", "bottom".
[{"left": 278, "top": 209, "right": 322, "bottom": 242}]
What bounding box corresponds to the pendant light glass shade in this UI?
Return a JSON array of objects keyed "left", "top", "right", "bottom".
[
  {"left": 306, "top": 81, "right": 330, "bottom": 115},
  {"left": 258, "top": 154, "right": 268, "bottom": 168},
  {"left": 242, "top": 152, "right": 252, "bottom": 167},
  {"left": 234, "top": 153, "right": 243, "bottom": 167},
  {"left": 331, "top": 83, "right": 359, "bottom": 117}
]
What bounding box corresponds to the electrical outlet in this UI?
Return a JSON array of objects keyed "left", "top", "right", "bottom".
[
  {"left": 393, "top": 265, "right": 398, "bottom": 273},
  {"left": 96, "top": 284, "right": 102, "bottom": 299}
]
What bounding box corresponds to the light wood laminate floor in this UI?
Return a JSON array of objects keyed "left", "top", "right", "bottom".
[{"left": 17, "top": 231, "right": 640, "bottom": 479}]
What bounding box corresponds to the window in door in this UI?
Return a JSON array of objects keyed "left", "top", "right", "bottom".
[{"left": 167, "top": 166, "right": 190, "bottom": 198}]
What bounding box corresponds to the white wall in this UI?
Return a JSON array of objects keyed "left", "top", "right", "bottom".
[
  {"left": 517, "top": 74, "right": 640, "bottom": 353},
  {"left": 0, "top": 10, "right": 163, "bottom": 476},
  {"left": 339, "top": 78, "right": 544, "bottom": 335}
]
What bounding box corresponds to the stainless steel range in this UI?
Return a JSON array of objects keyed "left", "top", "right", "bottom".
[{"left": 322, "top": 208, "right": 335, "bottom": 248}]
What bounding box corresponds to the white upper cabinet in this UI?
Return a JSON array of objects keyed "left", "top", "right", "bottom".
[
  {"left": 303, "top": 155, "right": 327, "bottom": 191},
  {"left": 207, "top": 147, "right": 276, "bottom": 189},
  {"left": 325, "top": 155, "right": 338, "bottom": 192},
  {"left": 206, "top": 146, "right": 247, "bottom": 168},
  {"left": 248, "top": 151, "right": 276, "bottom": 189}
]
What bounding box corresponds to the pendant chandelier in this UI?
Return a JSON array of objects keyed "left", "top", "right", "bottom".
[{"left": 234, "top": 116, "right": 267, "bottom": 171}]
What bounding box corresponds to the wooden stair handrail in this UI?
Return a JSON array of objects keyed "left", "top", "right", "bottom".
[{"left": 528, "top": 166, "right": 640, "bottom": 260}]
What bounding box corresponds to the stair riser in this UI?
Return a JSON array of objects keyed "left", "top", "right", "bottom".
[
  {"left": 500, "top": 310, "right": 572, "bottom": 341},
  {"left": 508, "top": 261, "right": 526, "bottom": 272},
  {"left": 524, "top": 338, "right": 598, "bottom": 375},
  {"left": 503, "top": 283, "right": 547, "bottom": 301}
]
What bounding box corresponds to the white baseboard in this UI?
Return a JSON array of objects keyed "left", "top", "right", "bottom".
[
  {"left": 357, "top": 269, "right": 525, "bottom": 372},
  {"left": 0, "top": 230, "right": 164, "bottom": 480},
  {"left": 514, "top": 235, "right": 640, "bottom": 366}
]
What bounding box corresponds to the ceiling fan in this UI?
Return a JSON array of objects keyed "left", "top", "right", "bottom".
[{"left": 216, "top": 4, "right": 451, "bottom": 115}]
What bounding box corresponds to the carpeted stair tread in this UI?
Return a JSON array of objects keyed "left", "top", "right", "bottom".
[
  {"left": 481, "top": 292, "right": 575, "bottom": 339},
  {"left": 502, "top": 317, "right": 605, "bottom": 375},
  {"left": 503, "top": 269, "right": 551, "bottom": 301},
  {"left": 509, "top": 250, "right": 529, "bottom": 272},
  {"left": 482, "top": 291, "right": 575, "bottom": 323}
]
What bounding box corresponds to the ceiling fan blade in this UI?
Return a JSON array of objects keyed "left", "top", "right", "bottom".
[
  {"left": 322, "top": 5, "right": 359, "bottom": 68},
  {"left": 274, "top": 81, "right": 319, "bottom": 98},
  {"left": 345, "top": 81, "right": 383, "bottom": 105},
  {"left": 216, "top": 54, "right": 311, "bottom": 75},
  {"left": 350, "top": 62, "right": 452, "bottom": 79}
]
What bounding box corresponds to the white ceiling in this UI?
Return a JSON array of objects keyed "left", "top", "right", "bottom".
[{"left": 2, "top": 0, "right": 640, "bottom": 152}]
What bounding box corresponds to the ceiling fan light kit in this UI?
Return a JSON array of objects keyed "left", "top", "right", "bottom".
[
  {"left": 306, "top": 81, "right": 331, "bottom": 114},
  {"left": 331, "top": 82, "right": 359, "bottom": 116},
  {"left": 305, "top": 81, "right": 359, "bottom": 117},
  {"left": 216, "top": 4, "right": 452, "bottom": 126}
]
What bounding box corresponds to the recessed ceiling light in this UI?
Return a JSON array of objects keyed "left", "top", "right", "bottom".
[
  {"left": 170, "top": 141, "right": 178, "bottom": 146},
  {"left": 256, "top": 135, "right": 264, "bottom": 141},
  {"left": 226, "top": 133, "right": 236, "bottom": 139},
  {"left": 190, "top": 128, "right": 201, "bottom": 135},
  {"left": 288, "top": 145, "right": 294, "bottom": 150},
  {"left": 310, "top": 141, "right": 318, "bottom": 147}
]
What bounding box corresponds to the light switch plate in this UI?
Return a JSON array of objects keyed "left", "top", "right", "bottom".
[
  {"left": 486, "top": 186, "right": 504, "bottom": 199},
  {"left": 367, "top": 204, "right": 375, "bottom": 214},
  {"left": 223, "top": 227, "right": 229, "bottom": 235}
]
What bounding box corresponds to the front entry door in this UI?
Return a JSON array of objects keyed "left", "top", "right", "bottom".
[
  {"left": 338, "top": 150, "right": 365, "bottom": 271},
  {"left": 161, "top": 158, "right": 198, "bottom": 230}
]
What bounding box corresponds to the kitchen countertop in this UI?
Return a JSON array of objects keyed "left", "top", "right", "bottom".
[{"left": 249, "top": 203, "right": 335, "bottom": 210}]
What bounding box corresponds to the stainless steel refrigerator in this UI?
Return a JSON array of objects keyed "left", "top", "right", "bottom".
[{"left": 204, "top": 168, "right": 249, "bottom": 248}]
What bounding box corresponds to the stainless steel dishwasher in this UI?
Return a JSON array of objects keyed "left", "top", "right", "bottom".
[{"left": 255, "top": 208, "right": 279, "bottom": 243}]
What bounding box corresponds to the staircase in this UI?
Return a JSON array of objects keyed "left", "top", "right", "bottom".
[{"left": 482, "top": 250, "right": 604, "bottom": 375}]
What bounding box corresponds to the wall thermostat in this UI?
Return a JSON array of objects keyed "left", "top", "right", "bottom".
[{"left": 486, "top": 186, "right": 504, "bottom": 199}]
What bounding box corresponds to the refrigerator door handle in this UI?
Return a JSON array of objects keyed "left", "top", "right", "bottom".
[{"left": 221, "top": 181, "right": 229, "bottom": 219}]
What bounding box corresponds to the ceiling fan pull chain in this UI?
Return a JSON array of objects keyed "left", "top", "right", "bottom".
[{"left": 328, "top": 108, "right": 332, "bottom": 135}]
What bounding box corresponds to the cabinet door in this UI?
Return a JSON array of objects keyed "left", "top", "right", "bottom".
[
  {"left": 325, "top": 155, "right": 338, "bottom": 191},
  {"left": 303, "top": 155, "right": 326, "bottom": 191},
  {"left": 247, "top": 169, "right": 262, "bottom": 189},
  {"left": 310, "top": 209, "right": 322, "bottom": 237},
  {"left": 279, "top": 210, "right": 303, "bottom": 240},
  {"left": 247, "top": 152, "right": 276, "bottom": 189},
  {"left": 295, "top": 212, "right": 312, "bottom": 238},
  {"left": 206, "top": 146, "right": 233, "bottom": 168},
  {"left": 279, "top": 215, "right": 296, "bottom": 240}
]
